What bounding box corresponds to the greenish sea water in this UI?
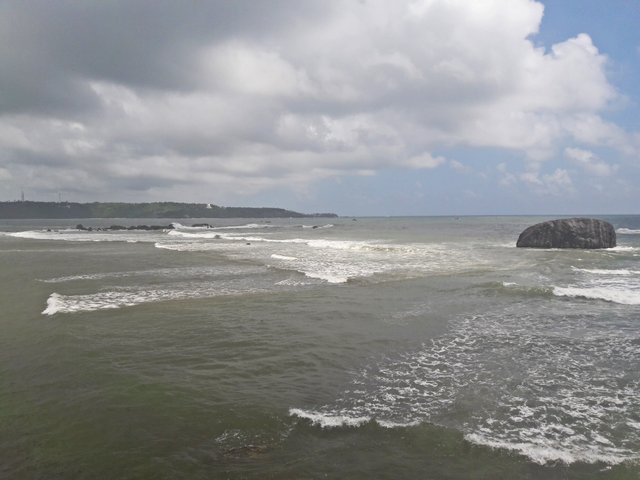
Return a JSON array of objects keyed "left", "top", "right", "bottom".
[{"left": 1, "top": 216, "right": 639, "bottom": 479}]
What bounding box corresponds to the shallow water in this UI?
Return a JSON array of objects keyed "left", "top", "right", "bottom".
[{"left": 1, "top": 216, "right": 639, "bottom": 479}]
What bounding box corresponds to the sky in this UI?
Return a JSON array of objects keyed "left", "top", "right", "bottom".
[{"left": 0, "top": 0, "right": 639, "bottom": 216}]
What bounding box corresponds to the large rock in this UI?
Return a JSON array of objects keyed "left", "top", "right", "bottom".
[{"left": 516, "top": 218, "right": 616, "bottom": 249}]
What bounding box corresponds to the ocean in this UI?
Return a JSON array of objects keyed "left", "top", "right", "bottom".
[{"left": 1, "top": 216, "right": 639, "bottom": 479}]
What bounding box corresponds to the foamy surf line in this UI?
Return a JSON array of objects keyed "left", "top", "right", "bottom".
[
  {"left": 464, "top": 433, "right": 639, "bottom": 466},
  {"left": 553, "top": 286, "right": 640, "bottom": 305},
  {"left": 6, "top": 230, "right": 154, "bottom": 243},
  {"left": 167, "top": 229, "right": 375, "bottom": 250},
  {"left": 172, "top": 222, "right": 280, "bottom": 231},
  {"left": 289, "top": 407, "right": 639, "bottom": 465},
  {"left": 42, "top": 285, "right": 268, "bottom": 315},
  {"left": 289, "top": 409, "right": 420, "bottom": 429},
  {"left": 289, "top": 308, "right": 640, "bottom": 466},
  {"left": 40, "top": 265, "right": 266, "bottom": 283},
  {"left": 571, "top": 266, "right": 639, "bottom": 276}
]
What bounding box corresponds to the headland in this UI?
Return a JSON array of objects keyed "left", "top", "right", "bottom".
[{"left": 0, "top": 201, "right": 337, "bottom": 219}]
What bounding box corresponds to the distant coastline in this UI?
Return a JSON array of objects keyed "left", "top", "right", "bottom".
[{"left": 0, "top": 201, "right": 337, "bottom": 219}]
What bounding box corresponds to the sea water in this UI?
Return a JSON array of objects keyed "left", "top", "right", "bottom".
[{"left": 1, "top": 216, "right": 639, "bottom": 479}]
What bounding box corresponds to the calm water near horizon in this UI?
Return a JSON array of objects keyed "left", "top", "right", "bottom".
[{"left": 1, "top": 215, "right": 639, "bottom": 479}]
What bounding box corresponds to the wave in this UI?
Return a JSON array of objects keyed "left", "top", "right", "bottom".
[
  {"left": 289, "top": 409, "right": 371, "bottom": 428},
  {"left": 41, "top": 282, "right": 270, "bottom": 315},
  {"left": 5, "top": 229, "right": 155, "bottom": 243},
  {"left": 40, "top": 265, "right": 265, "bottom": 283},
  {"left": 553, "top": 286, "right": 640, "bottom": 305},
  {"left": 174, "top": 222, "right": 280, "bottom": 231},
  {"left": 607, "top": 246, "right": 639, "bottom": 252},
  {"left": 270, "top": 254, "right": 297, "bottom": 261},
  {"left": 167, "top": 230, "right": 371, "bottom": 250},
  {"left": 616, "top": 228, "right": 640, "bottom": 234},
  {"left": 496, "top": 282, "right": 554, "bottom": 298},
  {"left": 170, "top": 222, "right": 211, "bottom": 230},
  {"left": 464, "top": 432, "right": 635, "bottom": 466},
  {"left": 158, "top": 235, "right": 487, "bottom": 285},
  {"left": 155, "top": 242, "right": 227, "bottom": 252},
  {"left": 571, "top": 266, "right": 639, "bottom": 276},
  {"left": 302, "top": 224, "right": 334, "bottom": 229},
  {"left": 289, "top": 309, "right": 640, "bottom": 465},
  {"left": 289, "top": 409, "right": 420, "bottom": 429},
  {"left": 42, "top": 290, "right": 191, "bottom": 315}
]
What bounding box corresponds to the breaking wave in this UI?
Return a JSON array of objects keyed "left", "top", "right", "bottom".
[
  {"left": 290, "top": 309, "right": 640, "bottom": 466},
  {"left": 553, "top": 286, "right": 640, "bottom": 305},
  {"left": 42, "top": 282, "right": 269, "bottom": 315},
  {"left": 158, "top": 231, "right": 489, "bottom": 285},
  {"left": 5, "top": 229, "right": 158, "bottom": 243},
  {"left": 40, "top": 265, "right": 266, "bottom": 283}
]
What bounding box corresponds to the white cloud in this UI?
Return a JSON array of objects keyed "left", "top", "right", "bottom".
[
  {"left": 543, "top": 168, "right": 573, "bottom": 189},
  {"left": 564, "top": 147, "right": 618, "bottom": 176},
  {"left": 497, "top": 162, "right": 572, "bottom": 195},
  {"left": 519, "top": 168, "right": 573, "bottom": 193},
  {"left": 449, "top": 159, "right": 472, "bottom": 173},
  {"left": 0, "top": 0, "right": 630, "bottom": 201},
  {"left": 403, "top": 153, "right": 447, "bottom": 169}
]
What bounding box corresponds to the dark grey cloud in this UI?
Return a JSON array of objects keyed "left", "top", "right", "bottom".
[{"left": 0, "top": 0, "right": 334, "bottom": 115}]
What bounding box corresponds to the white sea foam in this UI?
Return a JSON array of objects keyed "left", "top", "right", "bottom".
[
  {"left": 274, "top": 277, "right": 314, "bottom": 286},
  {"left": 41, "top": 283, "right": 269, "bottom": 315},
  {"left": 290, "top": 408, "right": 421, "bottom": 429},
  {"left": 172, "top": 222, "right": 281, "bottom": 231},
  {"left": 616, "top": 228, "right": 640, "bottom": 234},
  {"left": 571, "top": 267, "right": 637, "bottom": 276},
  {"left": 170, "top": 222, "right": 211, "bottom": 230},
  {"left": 302, "top": 224, "right": 334, "bottom": 229},
  {"left": 290, "top": 308, "right": 640, "bottom": 465},
  {"left": 464, "top": 433, "right": 635, "bottom": 466},
  {"left": 42, "top": 290, "right": 178, "bottom": 315},
  {"left": 270, "top": 254, "right": 297, "bottom": 261},
  {"left": 212, "top": 223, "right": 279, "bottom": 230},
  {"left": 553, "top": 286, "right": 640, "bottom": 305},
  {"left": 6, "top": 229, "right": 159, "bottom": 243},
  {"left": 42, "top": 293, "right": 67, "bottom": 315},
  {"left": 40, "top": 265, "right": 265, "bottom": 283},
  {"left": 289, "top": 409, "right": 370, "bottom": 428},
  {"left": 607, "top": 246, "right": 639, "bottom": 252},
  {"left": 41, "top": 266, "right": 282, "bottom": 315},
  {"left": 155, "top": 242, "right": 227, "bottom": 252},
  {"left": 167, "top": 230, "right": 366, "bottom": 250},
  {"left": 159, "top": 233, "right": 487, "bottom": 285}
]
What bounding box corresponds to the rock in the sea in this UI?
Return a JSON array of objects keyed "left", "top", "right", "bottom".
[{"left": 516, "top": 218, "right": 616, "bottom": 249}]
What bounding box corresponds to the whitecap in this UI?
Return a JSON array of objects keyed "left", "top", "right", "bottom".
[
  {"left": 607, "top": 246, "right": 639, "bottom": 252},
  {"left": 40, "top": 265, "right": 265, "bottom": 283},
  {"left": 289, "top": 408, "right": 370, "bottom": 428},
  {"left": 290, "top": 309, "right": 640, "bottom": 466},
  {"left": 553, "top": 286, "right": 640, "bottom": 305},
  {"left": 6, "top": 229, "right": 158, "bottom": 243},
  {"left": 41, "top": 281, "right": 270, "bottom": 315},
  {"left": 210, "top": 223, "right": 279, "bottom": 230},
  {"left": 464, "top": 433, "right": 636, "bottom": 466},
  {"left": 42, "top": 293, "right": 67, "bottom": 315},
  {"left": 616, "top": 228, "right": 640, "bottom": 234},
  {"left": 571, "top": 267, "right": 637, "bottom": 276},
  {"left": 270, "top": 254, "right": 298, "bottom": 261},
  {"left": 302, "top": 224, "right": 334, "bottom": 229}
]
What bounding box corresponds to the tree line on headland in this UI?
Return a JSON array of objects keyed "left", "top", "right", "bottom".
[{"left": 0, "top": 201, "right": 337, "bottom": 219}]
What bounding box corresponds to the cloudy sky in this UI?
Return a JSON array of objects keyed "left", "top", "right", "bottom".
[{"left": 1, "top": 0, "right": 639, "bottom": 215}]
